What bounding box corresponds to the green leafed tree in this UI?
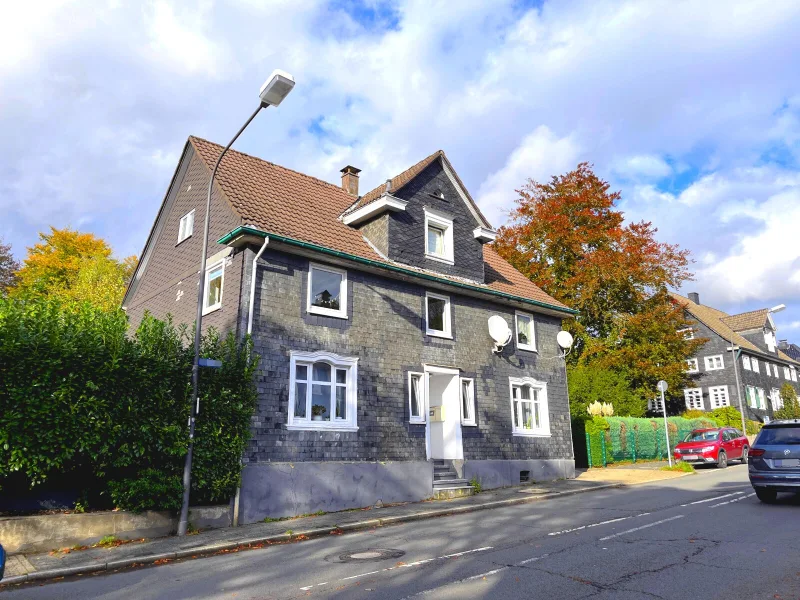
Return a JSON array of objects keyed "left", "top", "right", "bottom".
[
  {"left": 0, "top": 236, "right": 20, "bottom": 295},
  {"left": 775, "top": 383, "right": 800, "bottom": 420}
]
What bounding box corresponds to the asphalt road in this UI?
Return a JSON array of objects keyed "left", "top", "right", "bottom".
[{"left": 4, "top": 464, "right": 800, "bottom": 599}]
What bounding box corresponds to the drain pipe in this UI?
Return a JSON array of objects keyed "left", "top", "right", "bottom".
[{"left": 233, "top": 236, "right": 269, "bottom": 527}]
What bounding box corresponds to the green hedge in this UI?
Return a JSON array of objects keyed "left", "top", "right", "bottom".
[{"left": 0, "top": 297, "right": 258, "bottom": 511}]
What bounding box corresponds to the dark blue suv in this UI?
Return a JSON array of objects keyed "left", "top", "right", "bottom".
[{"left": 749, "top": 419, "right": 800, "bottom": 503}]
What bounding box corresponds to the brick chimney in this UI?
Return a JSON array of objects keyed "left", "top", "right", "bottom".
[
  {"left": 688, "top": 292, "right": 700, "bottom": 305},
  {"left": 340, "top": 165, "right": 361, "bottom": 196}
]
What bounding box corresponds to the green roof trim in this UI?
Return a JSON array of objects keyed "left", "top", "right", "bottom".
[{"left": 218, "top": 225, "right": 578, "bottom": 316}]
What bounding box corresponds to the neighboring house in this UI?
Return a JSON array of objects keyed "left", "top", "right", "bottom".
[
  {"left": 669, "top": 292, "right": 800, "bottom": 420},
  {"left": 779, "top": 340, "right": 800, "bottom": 362},
  {"left": 123, "top": 137, "right": 578, "bottom": 522}
]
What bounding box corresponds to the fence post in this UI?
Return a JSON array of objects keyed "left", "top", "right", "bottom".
[
  {"left": 601, "top": 434, "right": 607, "bottom": 467},
  {"left": 586, "top": 432, "right": 592, "bottom": 467},
  {"left": 630, "top": 429, "right": 636, "bottom": 463}
]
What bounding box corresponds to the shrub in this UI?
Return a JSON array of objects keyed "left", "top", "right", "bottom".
[
  {"left": 568, "top": 365, "right": 644, "bottom": 417},
  {"left": 108, "top": 468, "right": 184, "bottom": 513},
  {"left": 775, "top": 384, "right": 800, "bottom": 420},
  {"left": 681, "top": 410, "right": 706, "bottom": 420}
]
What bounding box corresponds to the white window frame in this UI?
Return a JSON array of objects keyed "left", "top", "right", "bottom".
[
  {"left": 709, "top": 385, "right": 730, "bottom": 409},
  {"left": 742, "top": 356, "right": 751, "bottom": 371},
  {"left": 287, "top": 350, "right": 359, "bottom": 432},
  {"left": 408, "top": 372, "right": 426, "bottom": 424},
  {"left": 460, "top": 377, "right": 476, "bottom": 426},
  {"left": 756, "top": 387, "right": 766, "bottom": 409},
  {"left": 678, "top": 328, "right": 695, "bottom": 340},
  {"left": 774, "top": 363, "right": 780, "bottom": 377},
  {"left": 425, "top": 291, "right": 452, "bottom": 338},
  {"left": 515, "top": 311, "right": 537, "bottom": 352},
  {"left": 648, "top": 397, "right": 664, "bottom": 412},
  {"left": 746, "top": 385, "right": 757, "bottom": 408},
  {"left": 752, "top": 358, "right": 760, "bottom": 373},
  {"left": 202, "top": 259, "right": 224, "bottom": 315},
  {"left": 686, "top": 358, "right": 699, "bottom": 374},
  {"left": 791, "top": 367, "right": 798, "bottom": 382},
  {"left": 784, "top": 366, "right": 792, "bottom": 380},
  {"left": 509, "top": 377, "right": 550, "bottom": 437},
  {"left": 684, "top": 388, "right": 704, "bottom": 410},
  {"left": 424, "top": 209, "right": 454, "bottom": 265},
  {"left": 177, "top": 209, "right": 195, "bottom": 244},
  {"left": 704, "top": 355, "right": 724, "bottom": 371},
  {"left": 307, "top": 262, "right": 348, "bottom": 319},
  {"left": 771, "top": 388, "right": 784, "bottom": 410}
]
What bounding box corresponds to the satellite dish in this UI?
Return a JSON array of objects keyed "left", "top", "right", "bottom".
[
  {"left": 556, "top": 331, "right": 574, "bottom": 350},
  {"left": 488, "top": 316, "right": 512, "bottom": 353}
]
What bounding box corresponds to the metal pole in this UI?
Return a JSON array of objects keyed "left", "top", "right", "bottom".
[
  {"left": 661, "top": 388, "right": 672, "bottom": 466},
  {"left": 177, "top": 102, "right": 266, "bottom": 537},
  {"left": 729, "top": 340, "right": 747, "bottom": 436}
]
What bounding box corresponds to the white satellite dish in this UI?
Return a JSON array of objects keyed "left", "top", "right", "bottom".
[
  {"left": 488, "top": 316, "right": 512, "bottom": 353},
  {"left": 556, "top": 331, "right": 574, "bottom": 350}
]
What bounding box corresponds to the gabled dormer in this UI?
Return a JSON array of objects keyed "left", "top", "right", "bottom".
[
  {"left": 721, "top": 309, "right": 777, "bottom": 354},
  {"left": 340, "top": 151, "right": 495, "bottom": 283}
]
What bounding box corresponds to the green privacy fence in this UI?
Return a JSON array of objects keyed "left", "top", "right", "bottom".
[{"left": 582, "top": 416, "right": 716, "bottom": 468}]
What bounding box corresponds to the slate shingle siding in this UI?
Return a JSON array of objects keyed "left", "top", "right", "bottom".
[
  {"left": 385, "top": 161, "right": 486, "bottom": 282},
  {"left": 358, "top": 214, "right": 389, "bottom": 257},
  {"left": 686, "top": 317, "right": 800, "bottom": 420},
  {"left": 246, "top": 248, "right": 573, "bottom": 465},
  {"left": 126, "top": 147, "right": 244, "bottom": 334}
]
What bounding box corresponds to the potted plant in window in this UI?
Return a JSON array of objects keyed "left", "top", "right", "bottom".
[{"left": 312, "top": 405, "right": 327, "bottom": 421}]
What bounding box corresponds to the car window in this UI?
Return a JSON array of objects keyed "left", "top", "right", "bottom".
[
  {"left": 721, "top": 431, "right": 731, "bottom": 441},
  {"left": 683, "top": 430, "right": 719, "bottom": 442},
  {"left": 756, "top": 426, "right": 800, "bottom": 445}
]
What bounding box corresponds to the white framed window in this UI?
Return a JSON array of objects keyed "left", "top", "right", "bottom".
[
  {"left": 287, "top": 351, "right": 358, "bottom": 431},
  {"left": 752, "top": 358, "right": 760, "bottom": 373},
  {"left": 757, "top": 387, "right": 766, "bottom": 409},
  {"left": 177, "top": 209, "right": 195, "bottom": 244},
  {"left": 460, "top": 378, "right": 476, "bottom": 426},
  {"left": 425, "top": 291, "right": 452, "bottom": 338},
  {"left": 408, "top": 372, "right": 425, "bottom": 424},
  {"left": 515, "top": 311, "right": 536, "bottom": 351},
  {"left": 709, "top": 385, "right": 730, "bottom": 408},
  {"left": 791, "top": 367, "right": 798, "bottom": 382},
  {"left": 686, "top": 358, "right": 699, "bottom": 373},
  {"left": 202, "top": 260, "right": 224, "bottom": 314},
  {"left": 746, "top": 385, "right": 757, "bottom": 408},
  {"left": 771, "top": 388, "right": 783, "bottom": 410},
  {"left": 509, "top": 377, "right": 550, "bottom": 436},
  {"left": 704, "top": 355, "right": 724, "bottom": 371},
  {"left": 678, "top": 328, "right": 695, "bottom": 340},
  {"left": 307, "top": 263, "right": 347, "bottom": 319},
  {"left": 648, "top": 397, "right": 664, "bottom": 412},
  {"left": 424, "top": 209, "right": 454, "bottom": 264},
  {"left": 784, "top": 366, "right": 792, "bottom": 380},
  {"left": 684, "top": 388, "right": 704, "bottom": 410},
  {"left": 742, "top": 356, "right": 751, "bottom": 371},
  {"left": 774, "top": 363, "right": 780, "bottom": 377}
]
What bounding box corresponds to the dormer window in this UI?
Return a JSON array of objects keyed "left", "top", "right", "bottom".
[{"left": 424, "top": 209, "right": 454, "bottom": 264}]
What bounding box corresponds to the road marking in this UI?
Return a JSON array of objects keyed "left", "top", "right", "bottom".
[
  {"left": 710, "top": 492, "right": 755, "bottom": 508},
  {"left": 598, "top": 515, "right": 685, "bottom": 541},
  {"left": 548, "top": 516, "right": 634, "bottom": 536},
  {"left": 680, "top": 491, "right": 743, "bottom": 506},
  {"left": 298, "top": 546, "right": 493, "bottom": 590}
]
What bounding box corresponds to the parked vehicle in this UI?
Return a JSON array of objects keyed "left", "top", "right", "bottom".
[
  {"left": 0, "top": 542, "right": 5, "bottom": 581},
  {"left": 673, "top": 427, "right": 749, "bottom": 468},
  {"left": 749, "top": 419, "right": 800, "bottom": 503}
]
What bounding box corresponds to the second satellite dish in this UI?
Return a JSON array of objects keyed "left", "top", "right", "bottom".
[{"left": 487, "top": 316, "right": 512, "bottom": 353}]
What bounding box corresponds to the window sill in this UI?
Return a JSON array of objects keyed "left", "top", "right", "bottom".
[
  {"left": 176, "top": 235, "right": 192, "bottom": 246},
  {"left": 517, "top": 344, "right": 537, "bottom": 353},
  {"left": 461, "top": 422, "right": 477, "bottom": 427},
  {"left": 425, "top": 253, "right": 455, "bottom": 266},
  {"left": 409, "top": 419, "right": 426, "bottom": 425},
  {"left": 308, "top": 307, "right": 348, "bottom": 319},
  {"left": 202, "top": 304, "right": 222, "bottom": 316},
  {"left": 512, "top": 431, "right": 551, "bottom": 438},
  {"left": 286, "top": 423, "right": 359, "bottom": 432},
  {"left": 426, "top": 330, "right": 453, "bottom": 340}
]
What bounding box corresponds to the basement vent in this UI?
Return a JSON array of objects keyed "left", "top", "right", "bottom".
[{"left": 519, "top": 470, "right": 531, "bottom": 483}]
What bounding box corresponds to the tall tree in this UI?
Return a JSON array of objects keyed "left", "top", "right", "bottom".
[
  {"left": 0, "top": 237, "right": 20, "bottom": 295},
  {"left": 11, "top": 227, "right": 137, "bottom": 310}
]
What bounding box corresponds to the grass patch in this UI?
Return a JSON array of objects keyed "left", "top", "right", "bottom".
[
  {"left": 661, "top": 462, "right": 695, "bottom": 473},
  {"left": 469, "top": 477, "right": 482, "bottom": 494}
]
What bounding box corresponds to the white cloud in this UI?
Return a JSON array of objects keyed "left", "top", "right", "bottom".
[{"left": 612, "top": 155, "right": 672, "bottom": 180}]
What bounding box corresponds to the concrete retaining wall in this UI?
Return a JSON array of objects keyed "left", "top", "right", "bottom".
[
  {"left": 239, "top": 461, "right": 433, "bottom": 524},
  {"left": 464, "top": 459, "right": 575, "bottom": 490},
  {"left": 0, "top": 505, "right": 231, "bottom": 554}
]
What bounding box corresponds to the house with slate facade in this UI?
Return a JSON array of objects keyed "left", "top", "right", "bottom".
[
  {"left": 668, "top": 292, "right": 800, "bottom": 421},
  {"left": 122, "top": 137, "right": 578, "bottom": 522}
]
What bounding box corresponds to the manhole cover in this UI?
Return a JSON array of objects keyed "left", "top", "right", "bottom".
[{"left": 326, "top": 548, "right": 406, "bottom": 563}]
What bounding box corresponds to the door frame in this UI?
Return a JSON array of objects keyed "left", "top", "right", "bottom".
[{"left": 423, "top": 364, "right": 463, "bottom": 460}]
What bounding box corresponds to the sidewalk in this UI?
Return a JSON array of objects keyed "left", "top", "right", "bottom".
[{"left": 1, "top": 468, "right": 689, "bottom": 587}]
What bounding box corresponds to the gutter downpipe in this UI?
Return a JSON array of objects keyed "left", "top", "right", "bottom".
[{"left": 233, "top": 236, "right": 270, "bottom": 527}]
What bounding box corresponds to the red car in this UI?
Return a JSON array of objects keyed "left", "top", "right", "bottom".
[{"left": 673, "top": 427, "right": 749, "bottom": 468}]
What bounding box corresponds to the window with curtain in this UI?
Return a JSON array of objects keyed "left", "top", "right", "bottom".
[
  {"left": 509, "top": 378, "right": 549, "bottom": 436},
  {"left": 460, "top": 378, "right": 476, "bottom": 426},
  {"left": 408, "top": 372, "right": 425, "bottom": 423},
  {"left": 288, "top": 351, "right": 358, "bottom": 431}
]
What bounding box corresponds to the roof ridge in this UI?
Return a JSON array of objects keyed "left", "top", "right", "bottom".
[
  {"left": 188, "top": 135, "right": 349, "bottom": 196},
  {"left": 357, "top": 149, "right": 444, "bottom": 206}
]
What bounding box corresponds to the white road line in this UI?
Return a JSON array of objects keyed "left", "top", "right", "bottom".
[
  {"left": 599, "top": 515, "right": 685, "bottom": 541},
  {"left": 298, "top": 546, "right": 494, "bottom": 590},
  {"left": 548, "top": 516, "right": 634, "bottom": 536},
  {"left": 680, "top": 491, "right": 743, "bottom": 506},
  {"left": 710, "top": 493, "right": 756, "bottom": 508}
]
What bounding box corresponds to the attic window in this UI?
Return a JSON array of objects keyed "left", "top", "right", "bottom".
[
  {"left": 424, "top": 209, "right": 454, "bottom": 265},
  {"left": 430, "top": 188, "right": 446, "bottom": 201}
]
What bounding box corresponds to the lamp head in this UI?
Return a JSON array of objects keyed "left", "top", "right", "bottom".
[
  {"left": 259, "top": 69, "right": 296, "bottom": 107},
  {"left": 769, "top": 304, "right": 786, "bottom": 314}
]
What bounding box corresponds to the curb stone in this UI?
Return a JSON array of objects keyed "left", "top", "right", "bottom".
[{"left": 0, "top": 482, "right": 622, "bottom": 588}]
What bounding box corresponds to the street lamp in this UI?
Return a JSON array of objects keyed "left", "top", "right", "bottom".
[
  {"left": 726, "top": 341, "right": 747, "bottom": 438},
  {"left": 657, "top": 380, "right": 672, "bottom": 466},
  {"left": 177, "top": 69, "right": 296, "bottom": 537}
]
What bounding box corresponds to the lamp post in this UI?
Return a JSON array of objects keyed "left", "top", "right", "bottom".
[
  {"left": 657, "top": 380, "right": 672, "bottom": 466},
  {"left": 177, "top": 70, "right": 296, "bottom": 537},
  {"left": 727, "top": 341, "right": 747, "bottom": 436}
]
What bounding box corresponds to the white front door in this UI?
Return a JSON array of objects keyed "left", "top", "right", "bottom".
[{"left": 425, "top": 366, "right": 463, "bottom": 460}]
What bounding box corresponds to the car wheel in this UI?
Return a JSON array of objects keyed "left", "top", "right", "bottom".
[
  {"left": 755, "top": 488, "right": 777, "bottom": 503},
  {"left": 716, "top": 450, "right": 727, "bottom": 468},
  {"left": 740, "top": 446, "right": 748, "bottom": 464}
]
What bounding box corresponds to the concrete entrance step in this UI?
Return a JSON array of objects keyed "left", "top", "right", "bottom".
[
  {"left": 433, "top": 478, "right": 470, "bottom": 488},
  {"left": 432, "top": 484, "right": 475, "bottom": 500}
]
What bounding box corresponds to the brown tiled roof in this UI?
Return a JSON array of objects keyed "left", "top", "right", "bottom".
[
  {"left": 670, "top": 292, "right": 799, "bottom": 366},
  {"left": 721, "top": 309, "right": 769, "bottom": 332},
  {"left": 189, "top": 136, "right": 569, "bottom": 312}
]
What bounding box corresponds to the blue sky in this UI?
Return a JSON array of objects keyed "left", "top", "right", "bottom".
[{"left": 2, "top": 0, "right": 800, "bottom": 338}]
